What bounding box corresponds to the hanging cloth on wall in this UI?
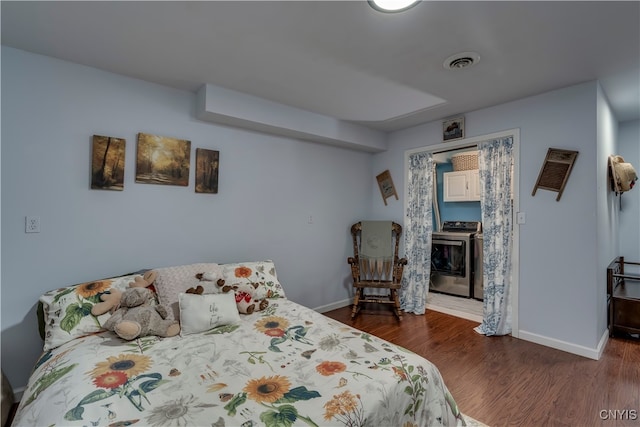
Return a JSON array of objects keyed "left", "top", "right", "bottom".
[{"left": 360, "top": 221, "right": 393, "bottom": 281}]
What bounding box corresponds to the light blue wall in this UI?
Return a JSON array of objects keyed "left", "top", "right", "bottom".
[
  {"left": 0, "top": 47, "right": 373, "bottom": 389},
  {"left": 371, "top": 81, "right": 618, "bottom": 357},
  {"left": 618, "top": 119, "right": 640, "bottom": 261}
]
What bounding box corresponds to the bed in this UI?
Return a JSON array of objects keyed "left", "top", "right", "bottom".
[{"left": 12, "top": 261, "right": 466, "bottom": 427}]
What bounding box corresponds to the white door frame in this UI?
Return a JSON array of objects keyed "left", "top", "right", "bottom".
[{"left": 404, "top": 128, "right": 520, "bottom": 338}]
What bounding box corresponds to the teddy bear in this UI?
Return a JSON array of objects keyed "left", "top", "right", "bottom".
[
  {"left": 129, "top": 270, "right": 158, "bottom": 289},
  {"left": 194, "top": 268, "right": 228, "bottom": 294},
  {"left": 92, "top": 286, "right": 180, "bottom": 340},
  {"left": 221, "top": 282, "right": 269, "bottom": 315},
  {"left": 189, "top": 269, "right": 268, "bottom": 314}
]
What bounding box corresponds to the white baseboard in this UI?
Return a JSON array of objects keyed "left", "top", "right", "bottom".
[
  {"left": 518, "top": 329, "right": 609, "bottom": 360},
  {"left": 313, "top": 298, "right": 352, "bottom": 313},
  {"left": 596, "top": 329, "right": 610, "bottom": 359}
]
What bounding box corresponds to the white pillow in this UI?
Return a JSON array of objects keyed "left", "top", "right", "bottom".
[{"left": 178, "top": 292, "right": 240, "bottom": 335}]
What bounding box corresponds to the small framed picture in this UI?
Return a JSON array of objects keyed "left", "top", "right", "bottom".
[
  {"left": 195, "top": 148, "right": 219, "bottom": 194},
  {"left": 91, "top": 135, "right": 125, "bottom": 191},
  {"left": 443, "top": 117, "right": 465, "bottom": 142},
  {"left": 376, "top": 170, "right": 398, "bottom": 205}
]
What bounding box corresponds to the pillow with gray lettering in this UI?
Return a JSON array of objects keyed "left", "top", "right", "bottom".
[{"left": 178, "top": 292, "right": 240, "bottom": 335}]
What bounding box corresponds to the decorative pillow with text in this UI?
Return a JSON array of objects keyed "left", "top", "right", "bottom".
[
  {"left": 154, "top": 263, "right": 223, "bottom": 320},
  {"left": 178, "top": 292, "right": 240, "bottom": 335}
]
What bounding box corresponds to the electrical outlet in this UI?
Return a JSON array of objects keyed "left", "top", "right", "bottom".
[{"left": 26, "top": 216, "right": 40, "bottom": 233}]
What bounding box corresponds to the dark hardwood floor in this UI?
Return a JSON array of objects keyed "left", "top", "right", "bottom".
[{"left": 323, "top": 304, "right": 640, "bottom": 427}]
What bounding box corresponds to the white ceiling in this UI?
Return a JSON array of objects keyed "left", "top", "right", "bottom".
[{"left": 2, "top": 1, "right": 639, "bottom": 132}]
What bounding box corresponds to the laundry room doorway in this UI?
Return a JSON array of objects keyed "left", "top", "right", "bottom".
[{"left": 404, "top": 129, "right": 520, "bottom": 337}]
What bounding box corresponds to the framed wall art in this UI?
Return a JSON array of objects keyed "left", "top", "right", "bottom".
[
  {"left": 91, "top": 134, "right": 125, "bottom": 191},
  {"left": 135, "top": 133, "right": 191, "bottom": 186},
  {"left": 443, "top": 117, "right": 465, "bottom": 142},
  {"left": 376, "top": 170, "right": 398, "bottom": 205},
  {"left": 195, "top": 148, "right": 219, "bottom": 194}
]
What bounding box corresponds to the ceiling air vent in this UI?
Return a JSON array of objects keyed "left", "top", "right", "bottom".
[{"left": 444, "top": 52, "right": 480, "bottom": 70}]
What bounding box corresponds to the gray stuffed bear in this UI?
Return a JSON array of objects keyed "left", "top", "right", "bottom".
[{"left": 92, "top": 287, "right": 180, "bottom": 340}]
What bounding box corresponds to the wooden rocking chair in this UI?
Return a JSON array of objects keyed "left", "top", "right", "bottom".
[{"left": 347, "top": 221, "right": 408, "bottom": 320}]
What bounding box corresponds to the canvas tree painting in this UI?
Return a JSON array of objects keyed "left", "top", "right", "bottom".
[
  {"left": 136, "top": 133, "right": 191, "bottom": 186},
  {"left": 91, "top": 135, "right": 125, "bottom": 190},
  {"left": 195, "top": 148, "right": 219, "bottom": 194}
]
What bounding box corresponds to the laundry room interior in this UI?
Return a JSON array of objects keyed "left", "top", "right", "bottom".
[{"left": 428, "top": 147, "right": 487, "bottom": 322}]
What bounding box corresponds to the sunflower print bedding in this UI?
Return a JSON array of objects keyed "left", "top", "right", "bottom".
[{"left": 13, "top": 299, "right": 466, "bottom": 427}]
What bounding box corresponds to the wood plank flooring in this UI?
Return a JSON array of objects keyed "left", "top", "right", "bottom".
[{"left": 322, "top": 304, "right": 640, "bottom": 427}]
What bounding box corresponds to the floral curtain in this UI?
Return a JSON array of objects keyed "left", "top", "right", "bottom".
[
  {"left": 474, "top": 136, "right": 514, "bottom": 336},
  {"left": 401, "top": 152, "right": 434, "bottom": 314}
]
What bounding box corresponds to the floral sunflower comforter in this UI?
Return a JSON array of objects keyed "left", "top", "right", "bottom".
[{"left": 13, "top": 299, "right": 465, "bottom": 427}]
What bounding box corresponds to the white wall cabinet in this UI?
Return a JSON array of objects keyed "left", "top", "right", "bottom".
[{"left": 443, "top": 170, "right": 480, "bottom": 202}]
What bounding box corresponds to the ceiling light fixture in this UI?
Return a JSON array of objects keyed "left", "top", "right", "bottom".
[
  {"left": 368, "top": 0, "right": 421, "bottom": 13},
  {"left": 444, "top": 52, "right": 481, "bottom": 70}
]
